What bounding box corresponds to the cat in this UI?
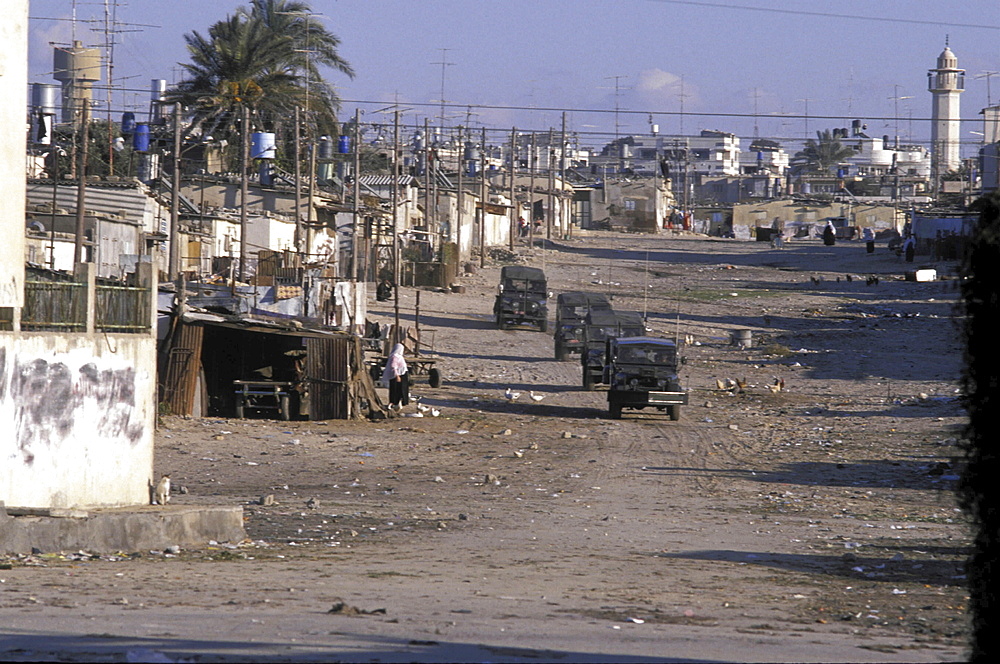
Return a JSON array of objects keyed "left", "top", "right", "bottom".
[{"left": 154, "top": 474, "right": 171, "bottom": 505}]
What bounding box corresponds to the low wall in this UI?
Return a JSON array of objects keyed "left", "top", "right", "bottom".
[{"left": 0, "top": 332, "right": 156, "bottom": 508}]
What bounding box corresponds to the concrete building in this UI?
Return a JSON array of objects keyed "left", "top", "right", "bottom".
[
  {"left": 2, "top": 1, "right": 160, "bottom": 510},
  {"left": 928, "top": 44, "right": 965, "bottom": 178}
]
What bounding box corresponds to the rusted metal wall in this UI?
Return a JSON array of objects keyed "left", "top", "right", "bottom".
[
  {"left": 305, "top": 336, "right": 350, "bottom": 420},
  {"left": 160, "top": 321, "right": 204, "bottom": 416}
]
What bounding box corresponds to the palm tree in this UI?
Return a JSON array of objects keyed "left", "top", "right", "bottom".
[
  {"left": 792, "top": 129, "right": 856, "bottom": 175},
  {"left": 166, "top": 0, "right": 354, "bottom": 152}
]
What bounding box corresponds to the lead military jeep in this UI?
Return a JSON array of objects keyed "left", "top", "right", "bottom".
[
  {"left": 605, "top": 336, "right": 688, "bottom": 420},
  {"left": 494, "top": 266, "right": 548, "bottom": 332}
]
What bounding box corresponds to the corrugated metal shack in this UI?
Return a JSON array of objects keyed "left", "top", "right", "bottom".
[{"left": 159, "top": 308, "right": 383, "bottom": 421}]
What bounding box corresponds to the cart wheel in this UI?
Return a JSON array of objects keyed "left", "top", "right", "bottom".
[
  {"left": 668, "top": 404, "right": 681, "bottom": 421},
  {"left": 235, "top": 395, "right": 245, "bottom": 419},
  {"left": 428, "top": 367, "right": 442, "bottom": 388},
  {"left": 279, "top": 394, "right": 291, "bottom": 421},
  {"left": 609, "top": 402, "right": 622, "bottom": 419}
]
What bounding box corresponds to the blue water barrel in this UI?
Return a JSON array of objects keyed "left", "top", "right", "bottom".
[
  {"left": 250, "top": 132, "right": 276, "bottom": 159},
  {"left": 133, "top": 123, "right": 150, "bottom": 151},
  {"left": 121, "top": 111, "right": 136, "bottom": 135},
  {"left": 338, "top": 135, "right": 351, "bottom": 154}
]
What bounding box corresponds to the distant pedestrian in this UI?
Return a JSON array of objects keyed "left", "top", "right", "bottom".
[
  {"left": 376, "top": 279, "right": 393, "bottom": 302},
  {"left": 823, "top": 221, "right": 836, "bottom": 246},
  {"left": 382, "top": 343, "right": 409, "bottom": 410},
  {"left": 903, "top": 235, "right": 915, "bottom": 263},
  {"left": 863, "top": 227, "right": 875, "bottom": 254}
]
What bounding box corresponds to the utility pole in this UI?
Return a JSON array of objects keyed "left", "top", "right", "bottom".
[
  {"left": 547, "top": 128, "right": 554, "bottom": 240},
  {"left": 528, "top": 132, "right": 536, "bottom": 248},
  {"left": 73, "top": 99, "right": 89, "bottom": 265},
  {"left": 239, "top": 105, "right": 249, "bottom": 282},
  {"left": 509, "top": 126, "right": 516, "bottom": 251},
  {"left": 392, "top": 110, "right": 400, "bottom": 343},
  {"left": 294, "top": 105, "right": 303, "bottom": 253},
  {"left": 424, "top": 117, "right": 432, "bottom": 251},
  {"left": 169, "top": 103, "right": 181, "bottom": 280},
  {"left": 352, "top": 107, "right": 361, "bottom": 281},
  {"left": 561, "top": 112, "right": 569, "bottom": 239},
  {"left": 456, "top": 125, "right": 463, "bottom": 262},
  {"left": 479, "top": 126, "right": 487, "bottom": 269},
  {"left": 307, "top": 128, "right": 317, "bottom": 258}
]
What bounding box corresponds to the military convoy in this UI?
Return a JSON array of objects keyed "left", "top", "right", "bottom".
[{"left": 493, "top": 267, "right": 687, "bottom": 422}]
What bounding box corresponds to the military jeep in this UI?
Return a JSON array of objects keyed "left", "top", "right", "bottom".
[
  {"left": 553, "top": 291, "right": 613, "bottom": 361},
  {"left": 605, "top": 336, "right": 687, "bottom": 420},
  {"left": 580, "top": 310, "right": 644, "bottom": 390},
  {"left": 494, "top": 265, "right": 548, "bottom": 331}
]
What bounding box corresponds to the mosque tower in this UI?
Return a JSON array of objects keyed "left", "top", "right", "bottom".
[{"left": 927, "top": 42, "right": 965, "bottom": 178}]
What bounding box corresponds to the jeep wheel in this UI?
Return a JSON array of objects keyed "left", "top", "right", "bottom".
[
  {"left": 668, "top": 404, "right": 681, "bottom": 421},
  {"left": 609, "top": 402, "right": 622, "bottom": 419},
  {"left": 554, "top": 341, "right": 567, "bottom": 361},
  {"left": 582, "top": 371, "right": 594, "bottom": 391},
  {"left": 539, "top": 319, "right": 549, "bottom": 333}
]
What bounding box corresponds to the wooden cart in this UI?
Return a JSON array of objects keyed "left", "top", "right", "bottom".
[{"left": 367, "top": 356, "right": 442, "bottom": 388}]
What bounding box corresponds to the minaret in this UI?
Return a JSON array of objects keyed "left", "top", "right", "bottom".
[{"left": 927, "top": 42, "right": 965, "bottom": 177}]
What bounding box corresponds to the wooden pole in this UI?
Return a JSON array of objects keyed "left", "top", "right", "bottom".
[
  {"left": 480, "top": 126, "right": 487, "bottom": 269},
  {"left": 509, "top": 126, "right": 516, "bottom": 251},
  {"left": 73, "top": 100, "right": 89, "bottom": 265},
  {"left": 352, "top": 107, "right": 361, "bottom": 281},
  {"left": 169, "top": 103, "right": 181, "bottom": 280},
  {"left": 294, "top": 105, "right": 303, "bottom": 253},
  {"left": 456, "top": 125, "right": 463, "bottom": 262},
  {"left": 239, "top": 104, "right": 249, "bottom": 282}
]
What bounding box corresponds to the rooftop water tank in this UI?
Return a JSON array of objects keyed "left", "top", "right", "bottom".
[
  {"left": 133, "top": 123, "right": 151, "bottom": 152},
  {"left": 31, "top": 83, "right": 59, "bottom": 115},
  {"left": 121, "top": 111, "right": 136, "bottom": 135},
  {"left": 251, "top": 132, "right": 276, "bottom": 159}
]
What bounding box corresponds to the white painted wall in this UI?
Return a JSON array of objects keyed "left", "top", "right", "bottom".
[
  {"left": 0, "top": 0, "right": 28, "bottom": 307},
  {"left": 0, "top": 333, "right": 157, "bottom": 508}
]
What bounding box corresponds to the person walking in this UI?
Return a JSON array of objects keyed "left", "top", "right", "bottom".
[
  {"left": 823, "top": 221, "right": 837, "bottom": 246},
  {"left": 382, "top": 343, "right": 409, "bottom": 411},
  {"left": 863, "top": 226, "right": 875, "bottom": 254},
  {"left": 903, "top": 234, "right": 916, "bottom": 263}
]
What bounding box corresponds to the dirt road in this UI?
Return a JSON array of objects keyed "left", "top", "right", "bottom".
[{"left": 0, "top": 232, "right": 970, "bottom": 662}]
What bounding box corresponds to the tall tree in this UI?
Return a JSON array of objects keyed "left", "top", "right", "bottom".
[
  {"left": 166, "top": 0, "right": 354, "bottom": 151},
  {"left": 792, "top": 129, "right": 856, "bottom": 175},
  {"left": 959, "top": 190, "right": 1000, "bottom": 662}
]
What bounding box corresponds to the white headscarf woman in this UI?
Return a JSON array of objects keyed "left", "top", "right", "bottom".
[{"left": 382, "top": 343, "right": 409, "bottom": 408}]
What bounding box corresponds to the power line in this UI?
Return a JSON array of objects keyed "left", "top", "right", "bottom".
[
  {"left": 338, "top": 97, "right": 982, "bottom": 126},
  {"left": 648, "top": 0, "right": 1000, "bottom": 31}
]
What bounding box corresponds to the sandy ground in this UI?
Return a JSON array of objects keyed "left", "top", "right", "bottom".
[{"left": 0, "top": 231, "right": 971, "bottom": 663}]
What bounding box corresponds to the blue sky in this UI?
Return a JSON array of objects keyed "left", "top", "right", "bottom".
[{"left": 27, "top": 0, "right": 1000, "bottom": 155}]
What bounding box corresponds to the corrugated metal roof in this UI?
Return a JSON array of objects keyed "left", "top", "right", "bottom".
[{"left": 26, "top": 179, "right": 167, "bottom": 231}]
